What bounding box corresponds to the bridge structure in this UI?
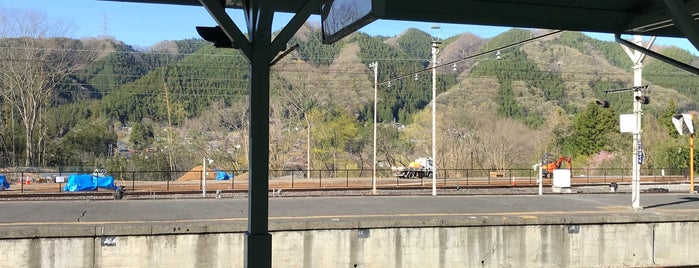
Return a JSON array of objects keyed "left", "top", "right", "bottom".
[{"left": 35, "top": 0, "right": 699, "bottom": 266}]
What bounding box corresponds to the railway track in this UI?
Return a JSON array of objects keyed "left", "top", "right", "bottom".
[{"left": 0, "top": 175, "right": 691, "bottom": 200}]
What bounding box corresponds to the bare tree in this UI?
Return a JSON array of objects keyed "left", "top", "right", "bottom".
[
  {"left": 268, "top": 80, "right": 306, "bottom": 172},
  {"left": 180, "top": 98, "right": 249, "bottom": 172},
  {"left": 0, "top": 8, "right": 96, "bottom": 166},
  {"left": 468, "top": 112, "right": 545, "bottom": 171},
  {"left": 273, "top": 82, "right": 319, "bottom": 177}
]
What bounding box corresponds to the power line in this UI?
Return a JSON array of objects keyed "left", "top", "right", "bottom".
[
  {"left": 2, "top": 46, "right": 698, "bottom": 81},
  {"left": 377, "top": 30, "right": 566, "bottom": 85}
]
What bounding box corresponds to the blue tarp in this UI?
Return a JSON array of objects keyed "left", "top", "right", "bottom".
[
  {"left": 63, "top": 174, "right": 94, "bottom": 191},
  {"left": 0, "top": 174, "right": 9, "bottom": 190},
  {"left": 96, "top": 175, "right": 117, "bottom": 190},
  {"left": 63, "top": 174, "right": 117, "bottom": 192},
  {"left": 215, "top": 171, "right": 234, "bottom": 180}
]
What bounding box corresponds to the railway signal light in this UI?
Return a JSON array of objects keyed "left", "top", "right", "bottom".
[
  {"left": 596, "top": 99, "right": 610, "bottom": 108},
  {"left": 635, "top": 95, "right": 650, "bottom": 104}
]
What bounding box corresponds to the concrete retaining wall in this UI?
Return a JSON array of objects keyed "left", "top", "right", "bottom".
[{"left": 2, "top": 221, "right": 699, "bottom": 267}]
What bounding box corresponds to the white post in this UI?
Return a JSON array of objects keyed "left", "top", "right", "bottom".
[
  {"left": 371, "top": 61, "right": 378, "bottom": 195},
  {"left": 632, "top": 81, "right": 641, "bottom": 209},
  {"left": 431, "top": 41, "right": 439, "bottom": 196},
  {"left": 631, "top": 35, "right": 644, "bottom": 210},
  {"left": 538, "top": 165, "right": 543, "bottom": 196},
  {"left": 202, "top": 157, "right": 207, "bottom": 197},
  {"left": 620, "top": 35, "right": 653, "bottom": 210}
]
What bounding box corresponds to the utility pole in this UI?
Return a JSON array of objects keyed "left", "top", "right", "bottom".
[
  {"left": 620, "top": 35, "right": 655, "bottom": 210},
  {"left": 305, "top": 113, "right": 311, "bottom": 180},
  {"left": 162, "top": 70, "right": 175, "bottom": 179},
  {"left": 431, "top": 40, "right": 440, "bottom": 196},
  {"left": 370, "top": 61, "right": 378, "bottom": 195}
]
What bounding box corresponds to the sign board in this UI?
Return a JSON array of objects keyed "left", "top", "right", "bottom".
[
  {"left": 672, "top": 113, "right": 695, "bottom": 135},
  {"left": 55, "top": 176, "right": 65, "bottom": 183},
  {"left": 101, "top": 236, "right": 117, "bottom": 246},
  {"left": 321, "top": 0, "right": 385, "bottom": 44},
  {"left": 552, "top": 169, "right": 571, "bottom": 188},
  {"left": 619, "top": 114, "right": 635, "bottom": 133}
]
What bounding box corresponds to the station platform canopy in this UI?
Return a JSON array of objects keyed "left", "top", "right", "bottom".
[{"left": 106, "top": 0, "right": 699, "bottom": 43}]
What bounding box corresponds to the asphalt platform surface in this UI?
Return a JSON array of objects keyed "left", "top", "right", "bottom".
[{"left": 2, "top": 190, "right": 699, "bottom": 236}]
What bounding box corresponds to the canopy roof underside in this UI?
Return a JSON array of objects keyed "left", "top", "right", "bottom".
[{"left": 103, "top": 0, "right": 699, "bottom": 38}]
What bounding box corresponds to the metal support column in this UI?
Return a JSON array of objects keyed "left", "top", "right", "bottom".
[
  {"left": 244, "top": 2, "right": 274, "bottom": 267},
  {"left": 198, "top": 0, "right": 316, "bottom": 267},
  {"left": 245, "top": 38, "right": 273, "bottom": 268}
]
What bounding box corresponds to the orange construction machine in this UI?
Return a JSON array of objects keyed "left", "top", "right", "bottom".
[{"left": 541, "top": 154, "right": 572, "bottom": 178}]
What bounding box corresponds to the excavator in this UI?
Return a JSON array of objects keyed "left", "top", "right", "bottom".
[{"left": 541, "top": 154, "right": 572, "bottom": 178}]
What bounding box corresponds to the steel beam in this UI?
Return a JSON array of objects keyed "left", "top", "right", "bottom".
[
  {"left": 664, "top": 0, "right": 699, "bottom": 52},
  {"left": 198, "top": 0, "right": 252, "bottom": 59},
  {"left": 615, "top": 33, "right": 699, "bottom": 75},
  {"left": 270, "top": 0, "right": 318, "bottom": 55}
]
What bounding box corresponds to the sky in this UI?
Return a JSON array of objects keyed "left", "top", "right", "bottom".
[{"left": 2, "top": 0, "right": 699, "bottom": 55}]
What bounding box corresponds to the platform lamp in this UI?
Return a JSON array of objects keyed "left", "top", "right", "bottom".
[
  {"left": 197, "top": 26, "right": 297, "bottom": 66},
  {"left": 672, "top": 113, "right": 696, "bottom": 193},
  {"left": 196, "top": 26, "right": 238, "bottom": 48}
]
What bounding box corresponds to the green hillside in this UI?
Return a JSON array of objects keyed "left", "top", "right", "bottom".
[{"left": 1, "top": 25, "right": 698, "bottom": 175}]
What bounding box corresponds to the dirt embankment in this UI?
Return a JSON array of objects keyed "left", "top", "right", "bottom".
[{"left": 177, "top": 165, "right": 215, "bottom": 181}]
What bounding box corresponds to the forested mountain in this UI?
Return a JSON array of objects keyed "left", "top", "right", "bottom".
[{"left": 2, "top": 24, "right": 699, "bottom": 176}]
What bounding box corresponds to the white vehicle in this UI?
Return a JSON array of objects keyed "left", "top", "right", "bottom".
[{"left": 393, "top": 157, "right": 434, "bottom": 179}]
